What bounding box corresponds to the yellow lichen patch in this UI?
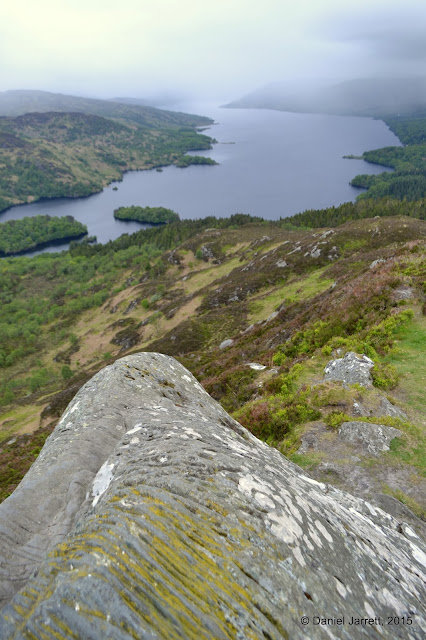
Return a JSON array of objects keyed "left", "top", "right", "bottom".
[
  {"left": 49, "top": 614, "right": 82, "bottom": 640},
  {"left": 23, "top": 491, "right": 284, "bottom": 639}
]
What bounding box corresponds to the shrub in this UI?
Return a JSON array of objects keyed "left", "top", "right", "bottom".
[
  {"left": 371, "top": 362, "right": 398, "bottom": 389},
  {"left": 324, "top": 412, "right": 351, "bottom": 429},
  {"left": 61, "top": 365, "right": 73, "bottom": 381},
  {"left": 234, "top": 364, "right": 320, "bottom": 444}
]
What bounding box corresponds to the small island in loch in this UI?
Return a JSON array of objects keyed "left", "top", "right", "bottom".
[
  {"left": 0, "top": 215, "right": 87, "bottom": 256},
  {"left": 113, "top": 205, "right": 180, "bottom": 225},
  {"left": 175, "top": 155, "right": 217, "bottom": 168}
]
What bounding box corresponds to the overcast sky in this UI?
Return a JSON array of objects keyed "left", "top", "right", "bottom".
[{"left": 1, "top": 0, "right": 425, "bottom": 101}]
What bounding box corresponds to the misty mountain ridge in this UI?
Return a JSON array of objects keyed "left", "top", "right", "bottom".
[
  {"left": 0, "top": 90, "right": 208, "bottom": 127},
  {"left": 110, "top": 94, "right": 184, "bottom": 108},
  {"left": 226, "top": 77, "right": 426, "bottom": 118}
]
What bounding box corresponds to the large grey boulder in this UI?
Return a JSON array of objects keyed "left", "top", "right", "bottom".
[
  {"left": 0, "top": 353, "right": 425, "bottom": 639},
  {"left": 339, "top": 421, "right": 402, "bottom": 456},
  {"left": 324, "top": 351, "right": 374, "bottom": 387}
]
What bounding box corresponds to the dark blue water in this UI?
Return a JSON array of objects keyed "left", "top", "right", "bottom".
[{"left": 1, "top": 103, "right": 400, "bottom": 255}]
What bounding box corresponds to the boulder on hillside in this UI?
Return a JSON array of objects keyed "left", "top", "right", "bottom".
[
  {"left": 378, "top": 397, "right": 408, "bottom": 421},
  {"left": 324, "top": 351, "right": 374, "bottom": 387},
  {"left": 0, "top": 354, "right": 424, "bottom": 639},
  {"left": 339, "top": 421, "right": 402, "bottom": 456}
]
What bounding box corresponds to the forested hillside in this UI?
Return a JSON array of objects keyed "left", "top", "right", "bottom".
[
  {"left": 0, "top": 215, "right": 87, "bottom": 255},
  {"left": 0, "top": 108, "right": 214, "bottom": 213},
  {"left": 348, "top": 114, "right": 426, "bottom": 200}
]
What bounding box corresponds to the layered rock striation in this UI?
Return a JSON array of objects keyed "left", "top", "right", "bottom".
[{"left": 0, "top": 353, "right": 425, "bottom": 639}]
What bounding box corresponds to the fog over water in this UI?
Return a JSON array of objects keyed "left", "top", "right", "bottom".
[{"left": 1, "top": 103, "right": 400, "bottom": 255}]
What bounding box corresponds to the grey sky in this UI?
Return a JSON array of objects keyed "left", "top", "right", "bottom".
[{"left": 0, "top": 0, "right": 425, "bottom": 101}]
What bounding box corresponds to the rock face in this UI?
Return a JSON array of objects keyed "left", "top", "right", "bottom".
[
  {"left": 324, "top": 351, "right": 374, "bottom": 387},
  {"left": 0, "top": 353, "right": 425, "bottom": 639},
  {"left": 378, "top": 397, "right": 408, "bottom": 420},
  {"left": 338, "top": 421, "right": 402, "bottom": 456}
]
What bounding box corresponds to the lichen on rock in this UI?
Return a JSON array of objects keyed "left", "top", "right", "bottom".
[
  {"left": 0, "top": 353, "right": 425, "bottom": 639},
  {"left": 324, "top": 351, "right": 374, "bottom": 387},
  {"left": 338, "top": 421, "right": 402, "bottom": 456}
]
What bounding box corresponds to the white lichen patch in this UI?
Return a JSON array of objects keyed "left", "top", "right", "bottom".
[
  {"left": 334, "top": 578, "right": 347, "bottom": 598},
  {"left": 69, "top": 401, "right": 80, "bottom": 415},
  {"left": 403, "top": 525, "right": 418, "bottom": 540},
  {"left": 92, "top": 461, "right": 115, "bottom": 506},
  {"left": 305, "top": 538, "right": 314, "bottom": 551},
  {"left": 410, "top": 543, "right": 426, "bottom": 568},
  {"left": 184, "top": 427, "right": 202, "bottom": 439},
  {"left": 378, "top": 588, "right": 406, "bottom": 615},
  {"left": 292, "top": 546, "right": 306, "bottom": 567},
  {"left": 254, "top": 492, "right": 275, "bottom": 510},
  {"left": 307, "top": 525, "right": 323, "bottom": 548},
  {"left": 364, "top": 502, "right": 377, "bottom": 516},
  {"left": 226, "top": 440, "right": 252, "bottom": 456},
  {"left": 315, "top": 520, "right": 333, "bottom": 544},
  {"left": 126, "top": 424, "right": 142, "bottom": 435},
  {"left": 238, "top": 473, "right": 275, "bottom": 499},
  {"left": 287, "top": 500, "right": 303, "bottom": 524},
  {"left": 302, "top": 476, "right": 326, "bottom": 489},
  {"left": 268, "top": 511, "right": 304, "bottom": 545}
]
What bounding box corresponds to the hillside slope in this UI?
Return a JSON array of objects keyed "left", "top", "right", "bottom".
[
  {"left": 0, "top": 89, "right": 210, "bottom": 127},
  {"left": 0, "top": 110, "right": 213, "bottom": 212},
  {"left": 0, "top": 203, "right": 425, "bottom": 533}
]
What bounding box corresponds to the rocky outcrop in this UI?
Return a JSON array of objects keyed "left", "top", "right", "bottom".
[
  {"left": 338, "top": 421, "right": 402, "bottom": 456},
  {"left": 378, "top": 397, "right": 408, "bottom": 420},
  {"left": 0, "top": 354, "right": 425, "bottom": 639},
  {"left": 324, "top": 352, "right": 374, "bottom": 387}
]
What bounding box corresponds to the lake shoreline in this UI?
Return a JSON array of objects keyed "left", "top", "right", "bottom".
[
  {"left": 0, "top": 231, "right": 88, "bottom": 258},
  {"left": 0, "top": 106, "right": 401, "bottom": 254},
  {"left": 0, "top": 144, "right": 218, "bottom": 218}
]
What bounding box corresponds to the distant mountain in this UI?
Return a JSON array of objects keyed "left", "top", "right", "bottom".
[
  {"left": 0, "top": 90, "right": 210, "bottom": 127},
  {"left": 225, "top": 77, "right": 426, "bottom": 118}
]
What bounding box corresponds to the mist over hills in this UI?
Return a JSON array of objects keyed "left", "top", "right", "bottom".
[
  {"left": 226, "top": 77, "right": 426, "bottom": 118},
  {"left": 0, "top": 90, "right": 207, "bottom": 127}
]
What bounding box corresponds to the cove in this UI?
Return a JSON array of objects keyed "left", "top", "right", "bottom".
[{"left": 0, "top": 103, "right": 400, "bottom": 256}]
